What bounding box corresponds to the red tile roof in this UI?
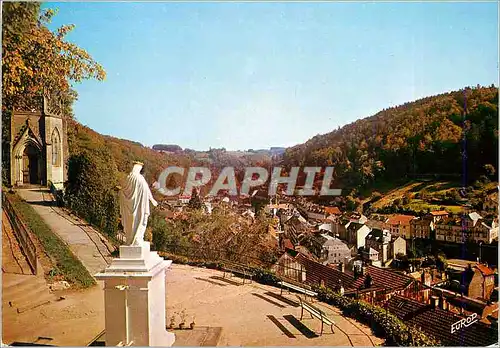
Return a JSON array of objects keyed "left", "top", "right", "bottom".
[
  {"left": 283, "top": 239, "right": 294, "bottom": 250},
  {"left": 294, "top": 253, "right": 360, "bottom": 290},
  {"left": 386, "top": 214, "right": 415, "bottom": 225},
  {"left": 325, "top": 206, "right": 342, "bottom": 215},
  {"left": 388, "top": 295, "right": 498, "bottom": 346},
  {"left": 476, "top": 264, "right": 495, "bottom": 276},
  {"left": 269, "top": 203, "right": 291, "bottom": 209},
  {"left": 277, "top": 251, "right": 412, "bottom": 294},
  {"left": 430, "top": 210, "right": 449, "bottom": 216}
]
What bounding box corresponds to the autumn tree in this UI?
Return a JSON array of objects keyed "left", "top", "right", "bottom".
[
  {"left": 2, "top": 2, "right": 105, "bottom": 113},
  {"left": 2, "top": 2, "right": 105, "bottom": 182},
  {"left": 484, "top": 164, "right": 496, "bottom": 178},
  {"left": 188, "top": 189, "right": 202, "bottom": 209},
  {"left": 402, "top": 193, "right": 411, "bottom": 205}
]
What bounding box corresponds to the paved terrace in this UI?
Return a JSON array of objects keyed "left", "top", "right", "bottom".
[
  {"left": 4, "top": 263, "right": 383, "bottom": 346},
  {"left": 169, "top": 264, "right": 383, "bottom": 346}
]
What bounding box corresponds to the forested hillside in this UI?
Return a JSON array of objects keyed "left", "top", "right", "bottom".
[
  {"left": 67, "top": 120, "right": 192, "bottom": 183},
  {"left": 64, "top": 86, "right": 498, "bottom": 238},
  {"left": 64, "top": 120, "right": 192, "bottom": 238},
  {"left": 283, "top": 86, "right": 498, "bottom": 191}
]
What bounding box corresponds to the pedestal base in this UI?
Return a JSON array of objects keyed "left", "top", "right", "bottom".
[
  {"left": 104, "top": 242, "right": 165, "bottom": 273},
  {"left": 157, "top": 331, "right": 176, "bottom": 347},
  {"left": 95, "top": 242, "right": 175, "bottom": 347}
]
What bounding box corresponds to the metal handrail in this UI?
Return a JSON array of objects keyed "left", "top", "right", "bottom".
[
  {"left": 116, "top": 341, "right": 133, "bottom": 346},
  {"left": 2, "top": 193, "right": 37, "bottom": 274}
]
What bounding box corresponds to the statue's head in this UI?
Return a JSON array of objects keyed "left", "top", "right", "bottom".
[{"left": 132, "top": 161, "right": 144, "bottom": 174}]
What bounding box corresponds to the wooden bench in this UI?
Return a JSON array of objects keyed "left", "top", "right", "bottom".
[
  {"left": 297, "top": 296, "right": 335, "bottom": 336},
  {"left": 278, "top": 278, "right": 318, "bottom": 301},
  {"left": 222, "top": 262, "right": 254, "bottom": 284}
]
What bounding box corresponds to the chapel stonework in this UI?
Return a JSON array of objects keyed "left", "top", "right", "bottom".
[{"left": 8, "top": 96, "right": 69, "bottom": 187}]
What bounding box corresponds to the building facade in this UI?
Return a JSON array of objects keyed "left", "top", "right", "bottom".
[
  {"left": 347, "top": 222, "right": 371, "bottom": 249},
  {"left": 332, "top": 218, "right": 350, "bottom": 240},
  {"left": 364, "top": 228, "right": 407, "bottom": 264},
  {"left": 7, "top": 96, "right": 68, "bottom": 188},
  {"left": 467, "top": 265, "right": 496, "bottom": 300},
  {"left": 410, "top": 216, "right": 434, "bottom": 239},
  {"left": 364, "top": 228, "right": 390, "bottom": 263},
  {"left": 435, "top": 213, "right": 498, "bottom": 244},
  {"left": 310, "top": 233, "right": 351, "bottom": 265},
  {"left": 389, "top": 236, "right": 406, "bottom": 259},
  {"left": 385, "top": 214, "right": 415, "bottom": 239}
]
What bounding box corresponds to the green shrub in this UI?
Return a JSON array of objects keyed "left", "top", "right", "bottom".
[
  {"left": 158, "top": 251, "right": 223, "bottom": 269},
  {"left": 251, "top": 268, "right": 280, "bottom": 286},
  {"left": 65, "top": 149, "right": 119, "bottom": 238}
]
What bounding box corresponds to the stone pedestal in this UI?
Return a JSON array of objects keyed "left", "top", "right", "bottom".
[{"left": 95, "top": 242, "right": 175, "bottom": 347}]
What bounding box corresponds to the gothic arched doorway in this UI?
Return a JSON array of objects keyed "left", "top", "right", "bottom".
[{"left": 23, "top": 144, "right": 41, "bottom": 184}]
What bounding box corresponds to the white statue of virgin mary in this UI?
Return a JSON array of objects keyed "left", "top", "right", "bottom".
[{"left": 119, "top": 161, "right": 158, "bottom": 246}]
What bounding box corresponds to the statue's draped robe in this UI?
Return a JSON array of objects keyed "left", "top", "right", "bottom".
[{"left": 120, "top": 164, "right": 156, "bottom": 245}]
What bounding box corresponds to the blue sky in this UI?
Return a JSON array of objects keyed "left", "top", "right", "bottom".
[{"left": 44, "top": 2, "right": 498, "bottom": 151}]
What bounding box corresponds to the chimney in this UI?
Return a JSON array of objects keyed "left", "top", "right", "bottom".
[
  {"left": 364, "top": 273, "right": 373, "bottom": 289},
  {"left": 432, "top": 268, "right": 438, "bottom": 280},
  {"left": 430, "top": 296, "right": 439, "bottom": 309},
  {"left": 362, "top": 265, "right": 368, "bottom": 276},
  {"left": 338, "top": 262, "right": 345, "bottom": 273},
  {"left": 421, "top": 271, "right": 431, "bottom": 287},
  {"left": 439, "top": 296, "right": 448, "bottom": 311}
]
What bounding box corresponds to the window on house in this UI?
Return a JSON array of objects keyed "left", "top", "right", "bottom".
[{"left": 51, "top": 128, "right": 61, "bottom": 167}]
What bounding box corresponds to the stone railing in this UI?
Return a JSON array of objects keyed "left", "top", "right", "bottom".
[{"left": 2, "top": 193, "right": 38, "bottom": 274}]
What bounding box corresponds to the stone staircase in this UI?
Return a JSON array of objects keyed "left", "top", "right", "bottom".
[
  {"left": 2, "top": 207, "right": 56, "bottom": 321},
  {"left": 2, "top": 271, "right": 56, "bottom": 321}
]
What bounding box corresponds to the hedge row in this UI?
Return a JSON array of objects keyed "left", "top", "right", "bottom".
[{"left": 158, "top": 251, "right": 281, "bottom": 285}]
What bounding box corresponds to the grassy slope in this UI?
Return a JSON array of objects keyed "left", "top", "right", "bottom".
[
  {"left": 7, "top": 192, "right": 95, "bottom": 288},
  {"left": 365, "top": 180, "right": 497, "bottom": 214}
]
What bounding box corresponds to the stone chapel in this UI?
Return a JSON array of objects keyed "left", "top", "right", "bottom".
[{"left": 7, "top": 95, "right": 69, "bottom": 188}]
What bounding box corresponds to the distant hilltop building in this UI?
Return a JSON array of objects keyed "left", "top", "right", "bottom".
[
  {"left": 152, "top": 144, "right": 183, "bottom": 154},
  {"left": 194, "top": 152, "right": 212, "bottom": 163},
  {"left": 6, "top": 95, "right": 68, "bottom": 188},
  {"left": 269, "top": 147, "right": 286, "bottom": 155}
]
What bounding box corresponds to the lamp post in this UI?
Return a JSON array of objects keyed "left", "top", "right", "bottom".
[
  {"left": 384, "top": 288, "right": 388, "bottom": 324},
  {"left": 479, "top": 241, "right": 483, "bottom": 263},
  {"left": 411, "top": 237, "right": 416, "bottom": 271}
]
